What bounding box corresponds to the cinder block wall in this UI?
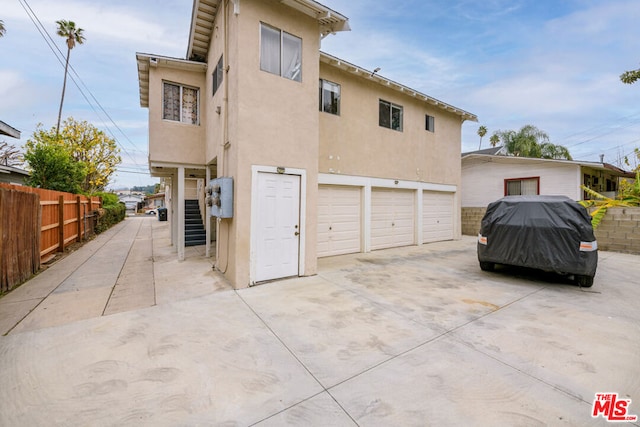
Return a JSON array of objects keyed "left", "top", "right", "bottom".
[
  {"left": 594, "top": 207, "right": 640, "bottom": 254},
  {"left": 462, "top": 207, "right": 486, "bottom": 236}
]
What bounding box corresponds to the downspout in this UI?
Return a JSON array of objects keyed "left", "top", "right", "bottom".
[
  {"left": 215, "top": 0, "right": 231, "bottom": 272},
  {"left": 223, "top": 0, "right": 230, "bottom": 177}
]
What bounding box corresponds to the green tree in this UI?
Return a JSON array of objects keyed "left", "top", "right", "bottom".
[
  {"left": 493, "top": 124, "right": 572, "bottom": 160},
  {"left": 477, "top": 125, "right": 487, "bottom": 150},
  {"left": 489, "top": 133, "right": 500, "bottom": 147},
  {"left": 620, "top": 66, "right": 640, "bottom": 84},
  {"left": 24, "top": 143, "right": 87, "bottom": 193},
  {"left": 25, "top": 118, "right": 121, "bottom": 193},
  {"left": 0, "top": 20, "right": 6, "bottom": 37},
  {"left": 55, "top": 20, "right": 85, "bottom": 136}
]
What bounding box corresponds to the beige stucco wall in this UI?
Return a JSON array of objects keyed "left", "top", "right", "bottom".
[
  {"left": 148, "top": 67, "right": 206, "bottom": 166},
  {"left": 214, "top": 0, "right": 322, "bottom": 287},
  {"left": 319, "top": 63, "right": 463, "bottom": 187},
  {"left": 144, "top": 0, "right": 471, "bottom": 288}
]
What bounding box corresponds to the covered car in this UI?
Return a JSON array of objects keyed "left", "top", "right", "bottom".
[{"left": 477, "top": 195, "right": 597, "bottom": 287}]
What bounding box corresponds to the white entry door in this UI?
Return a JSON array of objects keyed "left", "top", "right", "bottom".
[{"left": 255, "top": 172, "right": 301, "bottom": 282}]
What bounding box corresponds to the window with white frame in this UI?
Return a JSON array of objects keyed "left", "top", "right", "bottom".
[
  {"left": 425, "top": 114, "right": 435, "bottom": 132},
  {"left": 505, "top": 177, "right": 539, "bottom": 196},
  {"left": 379, "top": 99, "right": 403, "bottom": 131},
  {"left": 319, "top": 79, "right": 340, "bottom": 115},
  {"left": 212, "top": 55, "right": 224, "bottom": 96},
  {"left": 260, "top": 23, "right": 302, "bottom": 82},
  {"left": 163, "top": 82, "right": 199, "bottom": 125}
]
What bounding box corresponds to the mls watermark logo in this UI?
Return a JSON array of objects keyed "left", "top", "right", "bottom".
[{"left": 592, "top": 393, "right": 638, "bottom": 422}]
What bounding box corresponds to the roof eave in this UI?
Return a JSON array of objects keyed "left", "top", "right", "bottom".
[
  {"left": 186, "top": 0, "right": 350, "bottom": 61},
  {"left": 320, "top": 52, "right": 477, "bottom": 122},
  {"left": 136, "top": 53, "right": 208, "bottom": 108},
  {"left": 462, "top": 154, "right": 635, "bottom": 176},
  {"left": 0, "top": 121, "right": 21, "bottom": 139},
  {"left": 186, "top": 0, "right": 221, "bottom": 62},
  {"left": 280, "top": 0, "right": 350, "bottom": 36}
]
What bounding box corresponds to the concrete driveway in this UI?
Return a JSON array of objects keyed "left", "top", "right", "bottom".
[{"left": 0, "top": 217, "right": 638, "bottom": 426}]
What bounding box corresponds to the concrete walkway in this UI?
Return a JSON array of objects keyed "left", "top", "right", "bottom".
[
  {"left": 0, "top": 218, "right": 639, "bottom": 426},
  {"left": 0, "top": 216, "right": 231, "bottom": 335}
]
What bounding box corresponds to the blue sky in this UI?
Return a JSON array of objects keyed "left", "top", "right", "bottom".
[{"left": 1, "top": 0, "right": 639, "bottom": 189}]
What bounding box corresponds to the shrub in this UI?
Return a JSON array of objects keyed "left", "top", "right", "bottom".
[
  {"left": 93, "top": 191, "right": 125, "bottom": 234},
  {"left": 95, "top": 202, "right": 125, "bottom": 233},
  {"left": 94, "top": 191, "right": 119, "bottom": 207}
]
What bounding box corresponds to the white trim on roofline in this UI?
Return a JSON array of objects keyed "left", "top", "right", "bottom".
[{"left": 320, "top": 52, "right": 477, "bottom": 122}]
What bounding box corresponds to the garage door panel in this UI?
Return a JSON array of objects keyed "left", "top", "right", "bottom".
[
  {"left": 423, "top": 191, "right": 454, "bottom": 243},
  {"left": 318, "top": 186, "right": 362, "bottom": 257},
  {"left": 371, "top": 188, "right": 415, "bottom": 250}
]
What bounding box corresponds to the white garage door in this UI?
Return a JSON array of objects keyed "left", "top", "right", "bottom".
[
  {"left": 371, "top": 188, "right": 415, "bottom": 250},
  {"left": 317, "top": 185, "right": 361, "bottom": 257},
  {"left": 423, "top": 191, "right": 454, "bottom": 243}
]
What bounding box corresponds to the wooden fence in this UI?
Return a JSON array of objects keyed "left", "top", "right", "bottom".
[{"left": 0, "top": 183, "right": 101, "bottom": 293}]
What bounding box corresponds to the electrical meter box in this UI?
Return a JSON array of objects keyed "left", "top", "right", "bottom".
[{"left": 207, "top": 177, "right": 233, "bottom": 218}]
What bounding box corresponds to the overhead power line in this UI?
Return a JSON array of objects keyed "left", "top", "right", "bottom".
[{"left": 17, "top": 0, "right": 145, "bottom": 172}]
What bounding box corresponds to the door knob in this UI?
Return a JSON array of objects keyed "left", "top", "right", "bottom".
[{"left": 294, "top": 231, "right": 299, "bottom": 236}]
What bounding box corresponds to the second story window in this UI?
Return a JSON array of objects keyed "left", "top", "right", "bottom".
[
  {"left": 319, "top": 79, "right": 340, "bottom": 115},
  {"left": 212, "top": 55, "right": 224, "bottom": 96},
  {"left": 260, "top": 23, "right": 302, "bottom": 82},
  {"left": 163, "top": 82, "right": 199, "bottom": 125},
  {"left": 426, "top": 115, "right": 435, "bottom": 132},
  {"left": 379, "top": 99, "right": 403, "bottom": 131}
]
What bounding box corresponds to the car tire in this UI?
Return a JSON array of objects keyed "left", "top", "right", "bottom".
[
  {"left": 479, "top": 261, "right": 495, "bottom": 272},
  {"left": 576, "top": 275, "right": 594, "bottom": 288}
]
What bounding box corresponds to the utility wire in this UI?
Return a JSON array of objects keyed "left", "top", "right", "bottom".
[{"left": 18, "top": 0, "right": 144, "bottom": 172}]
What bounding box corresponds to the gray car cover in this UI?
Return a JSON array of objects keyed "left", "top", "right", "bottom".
[{"left": 477, "top": 195, "right": 597, "bottom": 277}]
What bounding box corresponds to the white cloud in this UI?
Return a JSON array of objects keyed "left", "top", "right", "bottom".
[{"left": 3, "top": 0, "right": 187, "bottom": 54}]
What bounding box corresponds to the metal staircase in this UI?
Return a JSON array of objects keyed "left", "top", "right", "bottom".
[{"left": 185, "top": 199, "right": 206, "bottom": 247}]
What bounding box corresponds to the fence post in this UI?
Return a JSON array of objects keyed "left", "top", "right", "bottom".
[
  {"left": 76, "top": 195, "right": 82, "bottom": 243},
  {"left": 58, "top": 195, "right": 65, "bottom": 253}
]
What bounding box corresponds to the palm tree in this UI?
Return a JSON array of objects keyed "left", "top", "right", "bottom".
[
  {"left": 540, "top": 142, "right": 572, "bottom": 160},
  {"left": 489, "top": 133, "right": 500, "bottom": 147},
  {"left": 0, "top": 20, "right": 6, "bottom": 37},
  {"left": 55, "top": 20, "right": 85, "bottom": 137},
  {"left": 495, "top": 125, "right": 547, "bottom": 157},
  {"left": 493, "top": 124, "right": 572, "bottom": 160},
  {"left": 477, "top": 125, "right": 487, "bottom": 150}
]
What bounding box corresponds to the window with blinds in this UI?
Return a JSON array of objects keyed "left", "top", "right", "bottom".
[
  {"left": 162, "top": 82, "right": 199, "bottom": 125},
  {"left": 505, "top": 177, "right": 539, "bottom": 195}
]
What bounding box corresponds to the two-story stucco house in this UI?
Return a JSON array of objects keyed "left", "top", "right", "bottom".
[{"left": 136, "top": 0, "right": 476, "bottom": 288}]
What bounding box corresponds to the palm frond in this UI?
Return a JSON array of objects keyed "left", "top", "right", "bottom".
[{"left": 579, "top": 184, "right": 638, "bottom": 228}]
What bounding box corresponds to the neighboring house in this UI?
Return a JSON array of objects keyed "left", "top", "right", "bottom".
[
  {"left": 144, "top": 192, "right": 166, "bottom": 211},
  {"left": 117, "top": 191, "right": 145, "bottom": 211},
  {"left": 0, "top": 120, "right": 29, "bottom": 185},
  {"left": 461, "top": 148, "right": 635, "bottom": 234},
  {"left": 0, "top": 164, "right": 29, "bottom": 185},
  {"left": 136, "top": 0, "right": 477, "bottom": 288}
]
